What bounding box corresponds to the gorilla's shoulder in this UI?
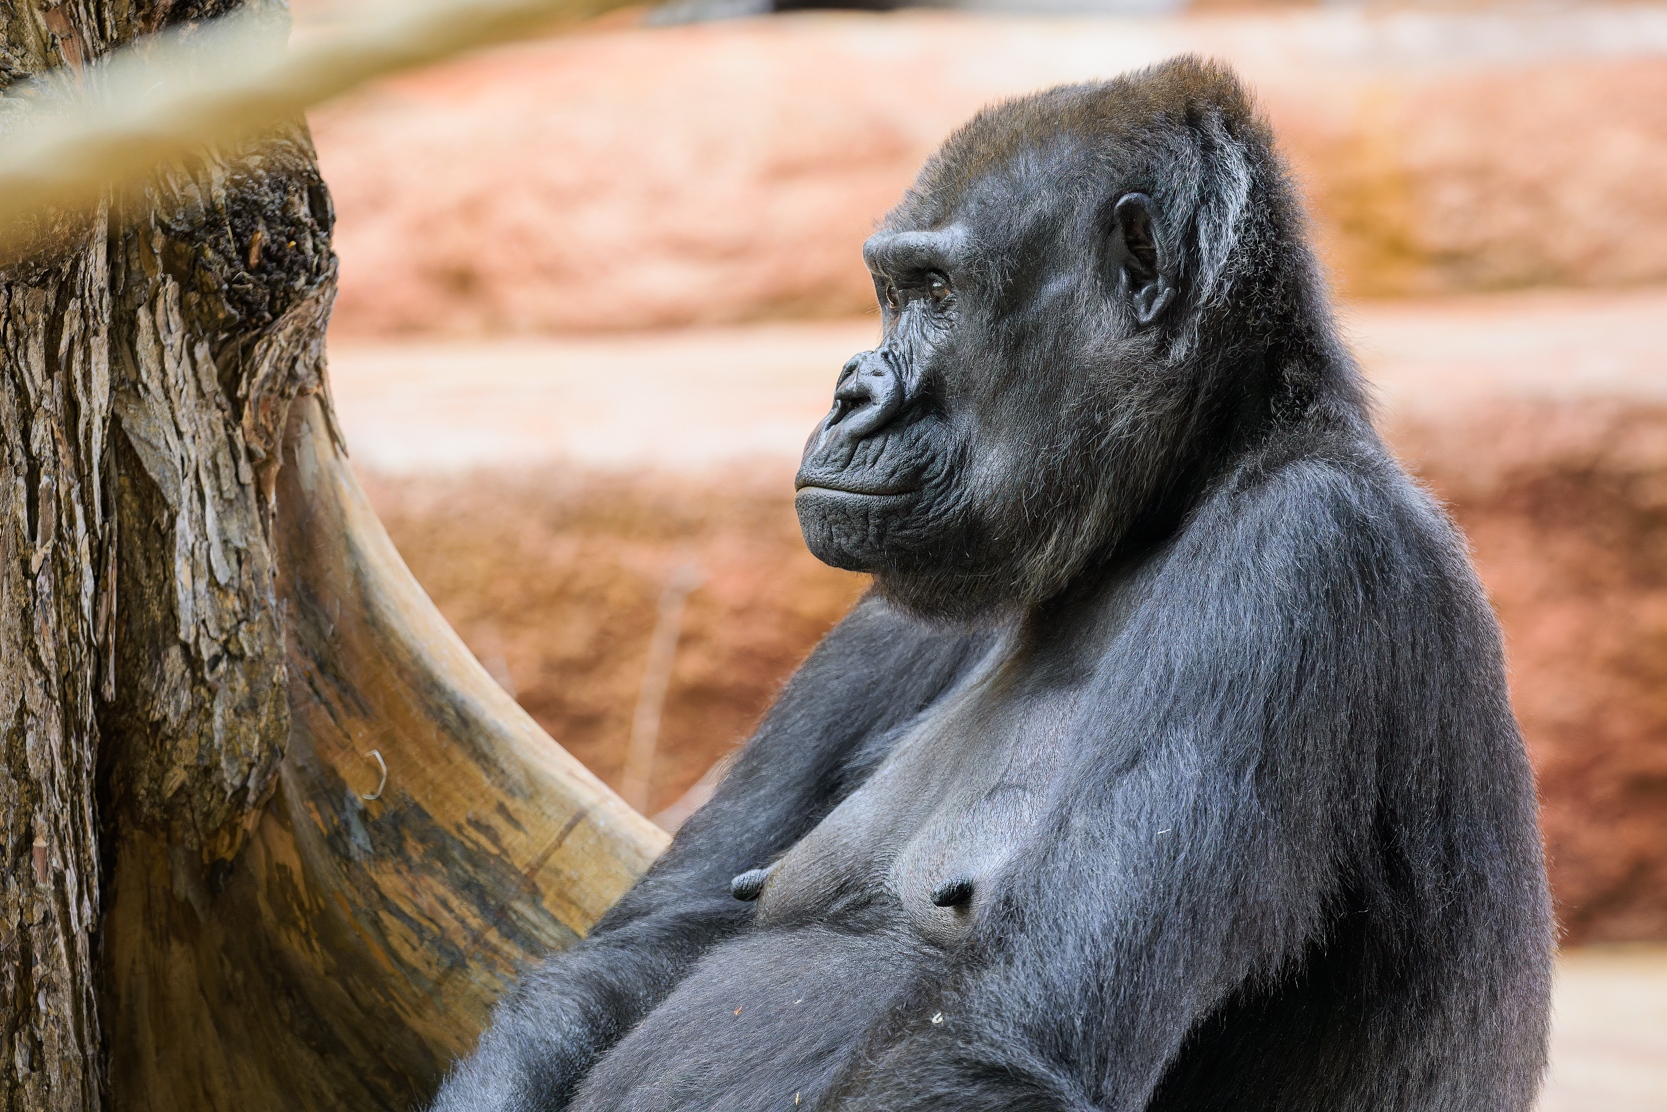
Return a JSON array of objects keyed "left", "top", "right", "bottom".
[{"left": 1199, "top": 421, "right": 1471, "bottom": 595}]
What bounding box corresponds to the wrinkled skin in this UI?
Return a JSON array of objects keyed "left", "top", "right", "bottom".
[{"left": 431, "top": 59, "right": 1553, "bottom": 1112}]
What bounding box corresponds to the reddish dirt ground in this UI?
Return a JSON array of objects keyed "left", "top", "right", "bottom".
[
  {"left": 361, "top": 397, "right": 1667, "bottom": 946},
  {"left": 360, "top": 468, "right": 865, "bottom": 820}
]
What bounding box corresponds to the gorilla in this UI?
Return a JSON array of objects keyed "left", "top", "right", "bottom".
[{"left": 432, "top": 58, "right": 1553, "bottom": 1111}]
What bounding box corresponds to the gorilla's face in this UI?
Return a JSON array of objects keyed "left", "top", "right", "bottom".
[{"left": 795, "top": 135, "right": 1187, "bottom": 621}]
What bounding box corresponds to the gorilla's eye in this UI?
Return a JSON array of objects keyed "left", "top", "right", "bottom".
[
  {"left": 884, "top": 282, "right": 901, "bottom": 311},
  {"left": 928, "top": 273, "right": 951, "bottom": 305}
]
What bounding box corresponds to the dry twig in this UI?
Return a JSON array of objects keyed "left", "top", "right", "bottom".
[{"left": 0, "top": 0, "right": 635, "bottom": 257}]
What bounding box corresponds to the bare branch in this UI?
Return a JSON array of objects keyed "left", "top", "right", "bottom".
[{"left": 0, "top": 0, "right": 635, "bottom": 258}]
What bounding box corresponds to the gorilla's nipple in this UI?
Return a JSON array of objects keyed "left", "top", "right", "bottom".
[
  {"left": 930, "top": 876, "right": 975, "bottom": 908},
  {"left": 730, "top": 865, "right": 776, "bottom": 902}
]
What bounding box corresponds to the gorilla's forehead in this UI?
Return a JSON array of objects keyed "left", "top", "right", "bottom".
[
  {"left": 890, "top": 59, "right": 1256, "bottom": 232},
  {"left": 884, "top": 135, "right": 1105, "bottom": 270},
  {"left": 893, "top": 98, "right": 1113, "bottom": 233}
]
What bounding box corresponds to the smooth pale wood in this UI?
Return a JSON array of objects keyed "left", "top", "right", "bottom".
[{"left": 102, "top": 393, "right": 668, "bottom": 1111}]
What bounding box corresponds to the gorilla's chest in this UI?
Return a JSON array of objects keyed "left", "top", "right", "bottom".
[{"left": 754, "top": 672, "right": 1072, "bottom": 946}]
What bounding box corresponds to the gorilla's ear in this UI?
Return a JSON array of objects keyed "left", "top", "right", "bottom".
[{"left": 1111, "top": 193, "right": 1176, "bottom": 326}]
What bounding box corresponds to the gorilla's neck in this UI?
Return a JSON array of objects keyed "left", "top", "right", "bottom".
[{"left": 1015, "top": 541, "right": 1173, "bottom": 665}]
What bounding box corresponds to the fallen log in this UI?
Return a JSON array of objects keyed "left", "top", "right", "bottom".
[{"left": 101, "top": 392, "right": 667, "bottom": 1111}]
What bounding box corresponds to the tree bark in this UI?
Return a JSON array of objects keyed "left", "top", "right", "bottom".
[{"left": 1, "top": 4, "right": 667, "bottom": 1110}]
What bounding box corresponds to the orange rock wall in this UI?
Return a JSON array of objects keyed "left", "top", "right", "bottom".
[
  {"left": 311, "top": 13, "right": 1667, "bottom": 336},
  {"left": 1292, "top": 59, "right": 1667, "bottom": 298},
  {"left": 1396, "top": 403, "right": 1667, "bottom": 944}
]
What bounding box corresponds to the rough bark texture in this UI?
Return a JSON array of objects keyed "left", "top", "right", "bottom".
[
  {"left": 2, "top": 3, "right": 666, "bottom": 1109},
  {"left": 101, "top": 120, "right": 334, "bottom": 868},
  {"left": 1, "top": 6, "right": 119, "bottom": 1106},
  {"left": 0, "top": 202, "right": 110, "bottom": 1112}
]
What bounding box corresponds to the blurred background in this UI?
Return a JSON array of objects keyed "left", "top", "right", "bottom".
[{"left": 295, "top": 0, "right": 1666, "bottom": 1104}]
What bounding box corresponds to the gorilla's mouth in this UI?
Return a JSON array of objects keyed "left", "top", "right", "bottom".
[{"left": 793, "top": 481, "right": 921, "bottom": 498}]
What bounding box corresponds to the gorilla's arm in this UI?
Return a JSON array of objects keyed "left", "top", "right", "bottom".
[
  {"left": 841, "top": 455, "right": 1539, "bottom": 1111},
  {"left": 430, "top": 592, "right": 990, "bottom": 1112}
]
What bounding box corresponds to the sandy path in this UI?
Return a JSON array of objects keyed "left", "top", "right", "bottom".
[
  {"left": 1543, "top": 947, "right": 1667, "bottom": 1111},
  {"left": 328, "top": 285, "right": 1667, "bottom": 475},
  {"left": 328, "top": 320, "right": 867, "bottom": 474}
]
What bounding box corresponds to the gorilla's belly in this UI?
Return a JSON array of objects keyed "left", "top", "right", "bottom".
[{"left": 568, "top": 922, "right": 935, "bottom": 1112}]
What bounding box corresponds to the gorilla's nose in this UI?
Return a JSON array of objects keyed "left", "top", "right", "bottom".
[{"left": 826, "top": 349, "right": 905, "bottom": 441}]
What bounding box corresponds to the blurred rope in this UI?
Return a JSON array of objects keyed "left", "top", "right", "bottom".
[{"left": 0, "top": 0, "right": 636, "bottom": 257}]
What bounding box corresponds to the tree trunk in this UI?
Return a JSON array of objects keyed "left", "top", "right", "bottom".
[{"left": 0, "top": 4, "right": 667, "bottom": 1110}]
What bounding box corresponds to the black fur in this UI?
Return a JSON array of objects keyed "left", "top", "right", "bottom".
[{"left": 430, "top": 58, "right": 1552, "bottom": 1112}]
